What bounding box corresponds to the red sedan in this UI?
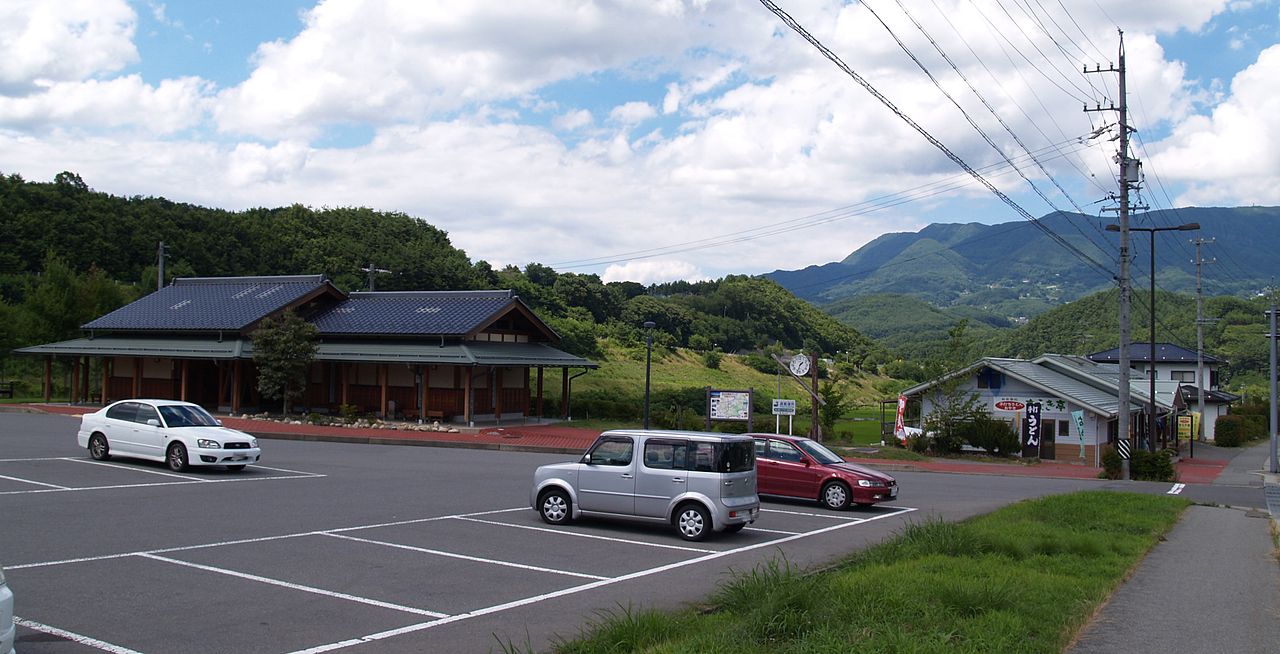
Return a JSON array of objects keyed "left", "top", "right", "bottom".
[{"left": 751, "top": 434, "right": 897, "bottom": 509}]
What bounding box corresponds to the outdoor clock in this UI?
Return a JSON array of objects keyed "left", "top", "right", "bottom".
[{"left": 789, "top": 355, "right": 810, "bottom": 377}]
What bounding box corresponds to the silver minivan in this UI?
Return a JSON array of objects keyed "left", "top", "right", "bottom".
[{"left": 531, "top": 430, "right": 759, "bottom": 541}]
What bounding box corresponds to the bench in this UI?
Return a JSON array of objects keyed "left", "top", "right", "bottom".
[{"left": 0, "top": 381, "right": 14, "bottom": 399}]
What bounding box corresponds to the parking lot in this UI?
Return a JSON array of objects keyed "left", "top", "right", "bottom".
[{"left": 1, "top": 412, "right": 954, "bottom": 653}]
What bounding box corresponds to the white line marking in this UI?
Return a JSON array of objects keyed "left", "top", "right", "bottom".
[
  {"left": 10, "top": 507, "right": 526, "bottom": 570},
  {"left": 454, "top": 516, "right": 716, "bottom": 553},
  {"left": 248, "top": 464, "right": 324, "bottom": 476},
  {"left": 65, "top": 457, "right": 209, "bottom": 481},
  {"left": 139, "top": 553, "right": 450, "bottom": 618},
  {"left": 0, "top": 473, "right": 70, "bottom": 489},
  {"left": 1166, "top": 483, "right": 1186, "bottom": 495},
  {"left": 0, "top": 456, "right": 68, "bottom": 462},
  {"left": 0, "top": 472, "right": 325, "bottom": 496},
  {"left": 760, "top": 507, "right": 871, "bottom": 521},
  {"left": 289, "top": 507, "right": 918, "bottom": 653},
  {"left": 14, "top": 616, "right": 145, "bottom": 654},
  {"left": 743, "top": 526, "right": 801, "bottom": 535},
  {"left": 323, "top": 533, "right": 609, "bottom": 581}
]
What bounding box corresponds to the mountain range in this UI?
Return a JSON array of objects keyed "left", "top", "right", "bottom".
[{"left": 766, "top": 206, "right": 1280, "bottom": 319}]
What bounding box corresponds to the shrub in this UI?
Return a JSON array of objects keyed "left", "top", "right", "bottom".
[
  {"left": 1131, "top": 448, "right": 1177, "bottom": 482},
  {"left": 1214, "top": 415, "right": 1246, "bottom": 447},
  {"left": 965, "top": 416, "right": 1020, "bottom": 457},
  {"left": 1101, "top": 445, "right": 1122, "bottom": 479},
  {"left": 702, "top": 349, "right": 723, "bottom": 369}
]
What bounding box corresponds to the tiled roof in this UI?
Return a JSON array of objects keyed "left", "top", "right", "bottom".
[
  {"left": 83, "top": 275, "right": 333, "bottom": 331},
  {"left": 308, "top": 291, "right": 518, "bottom": 336},
  {"left": 1088, "top": 343, "right": 1221, "bottom": 364}
]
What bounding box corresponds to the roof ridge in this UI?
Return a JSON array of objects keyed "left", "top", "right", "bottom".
[
  {"left": 173, "top": 275, "right": 326, "bottom": 285},
  {"left": 347, "top": 290, "right": 513, "bottom": 299}
]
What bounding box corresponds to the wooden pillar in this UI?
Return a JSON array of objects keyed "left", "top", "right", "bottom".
[
  {"left": 560, "top": 367, "right": 569, "bottom": 419},
  {"left": 340, "top": 363, "right": 350, "bottom": 408},
  {"left": 180, "top": 360, "right": 189, "bottom": 402},
  {"left": 379, "top": 364, "right": 388, "bottom": 417},
  {"left": 43, "top": 356, "right": 52, "bottom": 402},
  {"left": 82, "top": 357, "right": 91, "bottom": 403},
  {"left": 231, "top": 360, "right": 242, "bottom": 414},
  {"left": 464, "top": 367, "right": 473, "bottom": 425},
  {"left": 494, "top": 367, "right": 503, "bottom": 422},
  {"left": 536, "top": 367, "right": 544, "bottom": 418},
  {"left": 101, "top": 358, "right": 110, "bottom": 405},
  {"left": 70, "top": 358, "right": 80, "bottom": 403},
  {"left": 132, "top": 357, "right": 142, "bottom": 398},
  {"left": 418, "top": 365, "right": 427, "bottom": 420}
]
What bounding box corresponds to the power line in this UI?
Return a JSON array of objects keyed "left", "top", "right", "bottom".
[{"left": 757, "top": 0, "right": 1114, "bottom": 280}]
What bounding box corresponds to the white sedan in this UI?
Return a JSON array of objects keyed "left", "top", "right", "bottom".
[{"left": 77, "top": 399, "right": 261, "bottom": 472}]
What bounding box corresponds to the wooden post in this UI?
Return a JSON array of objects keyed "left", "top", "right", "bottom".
[
  {"left": 560, "top": 367, "right": 569, "bottom": 419},
  {"left": 133, "top": 357, "right": 142, "bottom": 398},
  {"left": 70, "top": 357, "right": 80, "bottom": 403},
  {"left": 43, "top": 356, "right": 52, "bottom": 402},
  {"left": 464, "top": 367, "right": 473, "bottom": 425},
  {"left": 180, "top": 360, "right": 189, "bottom": 402},
  {"left": 82, "top": 356, "right": 91, "bottom": 403},
  {"left": 101, "top": 358, "right": 110, "bottom": 405},
  {"left": 231, "top": 360, "right": 242, "bottom": 414},
  {"left": 494, "top": 367, "right": 503, "bottom": 422},
  {"left": 379, "top": 364, "right": 388, "bottom": 417},
  {"left": 535, "top": 367, "right": 544, "bottom": 418}
]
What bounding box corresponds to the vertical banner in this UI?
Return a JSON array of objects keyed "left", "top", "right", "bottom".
[
  {"left": 894, "top": 394, "right": 907, "bottom": 443},
  {"left": 1022, "top": 401, "right": 1042, "bottom": 458},
  {"left": 1072, "top": 409, "right": 1086, "bottom": 460}
]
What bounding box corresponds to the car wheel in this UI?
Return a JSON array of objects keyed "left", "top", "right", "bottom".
[
  {"left": 539, "top": 489, "right": 572, "bottom": 525},
  {"left": 675, "top": 503, "right": 711, "bottom": 541},
  {"left": 821, "top": 481, "right": 851, "bottom": 510},
  {"left": 226, "top": 465, "right": 246, "bottom": 471},
  {"left": 722, "top": 522, "right": 746, "bottom": 534},
  {"left": 167, "top": 442, "right": 189, "bottom": 472},
  {"left": 88, "top": 433, "right": 110, "bottom": 461}
]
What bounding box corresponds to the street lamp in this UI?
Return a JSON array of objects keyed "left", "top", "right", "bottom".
[
  {"left": 1107, "top": 221, "right": 1199, "bottom": 452},
  {"left": 643, "top": 321, "right": 656, "bottom": 430}
]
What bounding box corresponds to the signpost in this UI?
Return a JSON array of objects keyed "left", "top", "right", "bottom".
[
  {"left": 706, "top": 388, "right": 753, "bottom": 432},
  {"left": 772, "top": 398, "right": 796, "bottom": 435}
]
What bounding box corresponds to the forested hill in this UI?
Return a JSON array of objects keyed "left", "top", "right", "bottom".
[
  {"left": 0, "top": 172, "right": 876, "bottom": 364},
  {"left": 767, "top": 207, "right": 1280, "bottom": 313}
]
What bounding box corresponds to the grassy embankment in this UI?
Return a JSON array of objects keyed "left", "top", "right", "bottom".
[
  {"left": 551, "top": 343, "right": 896, "bottom": 444},
  {"left": 538, "top": 491, "right": 1187, "bottom": 654}
]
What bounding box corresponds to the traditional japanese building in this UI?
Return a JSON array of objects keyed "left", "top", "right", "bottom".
[{"left": 18, "top": 275, "right": 596, "bottom": 423}]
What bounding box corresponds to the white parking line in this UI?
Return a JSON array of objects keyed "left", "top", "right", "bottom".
[
  {"left": 743, "top": 526, "right": 801, "bottom": 535},
  {"left": 1166, "top": 483, "right": 1186, "bottom": 495},
  {"left": 139, "top": 553, "right": 450, "bottom": 618},
  {"left": 0, "top": 472, "right": 326, "bottom": 496},
  {"left": 454, "top": 516, "right": 717, "bottom": 553},
  {"left": 0, "top": 473, "right": 70, "bottom": 490},
  {"left": 249, "top": 464, "right": 325, "bottom": 476},
  {"left": 13, "top": 616, "right": 144, "bottom": 654},
  {"left": 760, "top": 507, "right": 875, "bottom": 521},
  {"left": 323, "top": 533, "right": 609, "bottom": 581},
  {"left": 0, "top": 456, "right": 67, "bottom": 462},
  {"left": 65, "top": 457, "right": 209, "bottom": 481},
  {"left": 289, "top": 507, "right": 918, "bottom": 653}
]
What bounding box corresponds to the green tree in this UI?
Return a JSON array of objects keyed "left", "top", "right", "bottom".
[
  {"left": 818, "top": 381, "right": 851, "bottom": 438},
  {"left": 251, "top": 311, "right": 318, "bottom": 414}
]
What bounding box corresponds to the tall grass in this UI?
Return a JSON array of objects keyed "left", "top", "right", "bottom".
[{"left": 552, "top": 491, "right": 1186, "bottom": 653}]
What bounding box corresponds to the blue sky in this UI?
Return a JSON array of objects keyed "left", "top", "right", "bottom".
[{"left": 2, "top": 1, "right": 1277, "bottom": 284}]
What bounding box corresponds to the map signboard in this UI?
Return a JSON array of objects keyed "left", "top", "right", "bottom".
[{"left": 707, "top": 389, "right": 752, "bottom": 422}]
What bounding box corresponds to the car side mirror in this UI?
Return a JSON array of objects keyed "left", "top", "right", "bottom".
[
  {"left": 803, "top": 458, "right": 810, "bottom": 467},
  {"left": 215, "top": 419, "right": 223, "bottom": 426},
  {"left": 581, "top": 453, "right": 592, "bottom": 464},
  {"left": 147, "top": 419, "right": 161, "bottom": 427}
]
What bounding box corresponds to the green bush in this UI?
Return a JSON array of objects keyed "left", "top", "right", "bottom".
[
  {"left": 964, "top": 416, "right": 1020, "bottom": 457},
  {"left": 1101, "top": 445, "right": 1122, "bottom": 479},
  {"left": 1214, "top": 415, "right": 1246, "bottom": 447},
  {"left": 702, "top": 349, "right": 723, "bottom": 369},
  {"left": 1130, "top": 448, "right": 1177, "bottom": 482}
]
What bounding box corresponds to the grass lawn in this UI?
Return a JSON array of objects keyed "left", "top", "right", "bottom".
[{"left": 535, "top": 491, "right": 1187, "bottom": 654}]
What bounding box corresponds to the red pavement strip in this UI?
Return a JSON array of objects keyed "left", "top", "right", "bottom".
[{"left": 17, "top": 404, "right": 1228, "bottom": 482}]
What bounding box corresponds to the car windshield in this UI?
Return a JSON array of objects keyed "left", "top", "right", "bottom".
[
  {"left": 158, "top": 405, "right": 220, "bottom": 428},
  {"left": 794, "top": 439, "right": 845, "bottom": 465}
]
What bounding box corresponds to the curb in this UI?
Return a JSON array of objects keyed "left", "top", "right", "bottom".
[{"left": 249, "top": 430, "right": 585, "bottom": 456}]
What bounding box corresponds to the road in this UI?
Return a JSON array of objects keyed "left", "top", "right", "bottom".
[{"left": 0, "top": 411, "right": 1266, "bottom": 653}]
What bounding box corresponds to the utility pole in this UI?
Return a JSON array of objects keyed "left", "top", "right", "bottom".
[
  {"left": 1192, "top": 238, "right": 1215, "bottom": 457},
  {"left": 361, "top": 262, "right": 391, "bottom": 292},
  {"left": 1268, "top": 299, "right": 1278, "bottom": 474},
  {"left": 157, "top": 241, "right": 168, "bottom": 290},
  {"left": 1087, "top": 30, "right": 1138, "bottom": 479}
]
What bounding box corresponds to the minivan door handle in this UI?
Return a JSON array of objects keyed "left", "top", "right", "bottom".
[
  {"left": 620, "top": 473, "right": 633, "bottom": 479},
  {"left": 671, "top": 477, "right": 685, "bottom": 483}
]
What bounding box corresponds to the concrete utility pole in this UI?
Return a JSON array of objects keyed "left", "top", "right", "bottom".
[
  {"left": 1086, "top": 31, "right": 1138, "bottom": 479},
  {"left": 1192, "top": 238, "right": 1215, "bottom": 456},
  {"left": 362, "top": 263, "right": 390, "bottom": 291},
  {"left": 157, "top": 241, "right": 168, "bottom": 290},
  {"left": 1268, "top": 301, "right": 1278, "bottom": 474}
]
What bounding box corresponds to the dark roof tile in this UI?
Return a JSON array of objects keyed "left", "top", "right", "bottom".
[
  {"left": 309, "top": 290, "right": 516, "bottom": 335},
  {"left": 84, "top": 275, "right": 332, "bottom": 331}
]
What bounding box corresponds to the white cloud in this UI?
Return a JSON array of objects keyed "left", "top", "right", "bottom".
[
  {"left": 602, "top": 260, "right": 710, "bottom": 285},
  {"left": 0, "top": 0, "right": 138, "bottom": 95},
  {"left": 553, "top": 109, "right": 593, "bottom": 131},
  {"left": 0, "top": 75, "right": 210, "bottom": 133},
  {"left": 609, "top": 101, "right": 656, "bottom": 125}
]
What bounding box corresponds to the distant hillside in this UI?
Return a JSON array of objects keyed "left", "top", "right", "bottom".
[
  {"left": 825, "top": 293, "right": 1006, "bottom": 361},
  {"left": 768, "top": 207, "right": 1280, "bottom": 319}
]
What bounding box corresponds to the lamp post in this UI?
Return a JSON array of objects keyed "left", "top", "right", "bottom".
[
  {"left": 643, "top": 321, "right": 656, "bottom": 430},
  {"left": 1107, "top": 221, "right": 1199, "bottom": 452}
]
